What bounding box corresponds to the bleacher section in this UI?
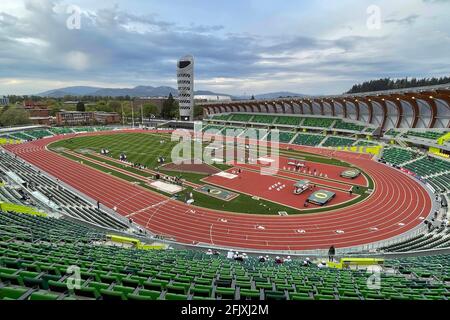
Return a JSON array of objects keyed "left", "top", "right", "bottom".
[
  {"left": 49, "top": 128, "right": 74, "bottom": 135},
  {"left": 354, "top": 140, "right": 378, "bottom": 147},
  {"left": 381, "top": 147, "right": 420, "bottom": 166},
  {"left": 202, "top": 125, "right": 224, "bottom": 133},
  {"left": 0, "top": 212, "right": 449, "bottom": 301},
  {"left": 322, "top": 136, "right": 357, "bottom": 147},
  {"left": 0, "top": 152, "right": 127, "bottom": 231},
  {"left": 0, "top": 211, "right": 105, "bottom": 243},
  {"left": 26, "top": 130, "right": 53, "bottom": 139},
  {"left": 381, "top": 227, "right": 450, "bottom": 252},
  {"left": 292, "top": 134, "right": 325, "bottom": 147},
  {"left": 10, "top": 132, "right": 33, "bottom": 141},
  {"left": 385, "top": 129, "right": 402, "bottom": 137},
  {"left": 405, "top": 131, "right": 446, "bottom": 141},
  {"left": 222, "top": 127, "right": 246, "bottom": 137},
  {"left": 333, "top": 120, "right": 365, "bottom": 132},
  {"left": 427, "top": 173, "right": 450, "bottom": 193},
  {"left": 274, "top": 116, "right": 302, "bottom": 127},
  {"left": 229, "top": 114, "right": 253, "bottom": 123},
  {"left": 211, "top": 114, "right": 232, "bottom": 121},
  {"left": 251, "top": 115, "right": 275, "bottom": 125},
  {"left": 72, "top": 127, "right": 95, "bottom": 133},
  {"left": 404, "top": 157, "right": 450, "bottom": 177},
  {"left": 302, "top": 118, "right": 334, "bottom": 128},
  {"left": 265, "top": 131, "right": 296, "bottom": 143}
]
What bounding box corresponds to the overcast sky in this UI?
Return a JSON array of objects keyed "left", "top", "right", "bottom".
[{"left": 0, "top": 0, "right": 449, "bottom": 96}]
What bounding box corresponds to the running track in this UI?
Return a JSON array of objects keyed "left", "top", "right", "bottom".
[{"left": 4, "top": 130, "right": 433, "bottom": 251}]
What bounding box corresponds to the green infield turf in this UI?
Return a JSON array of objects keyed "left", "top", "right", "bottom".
[{"left": 49, "top": 132, "right": 373, "bottom": 215}]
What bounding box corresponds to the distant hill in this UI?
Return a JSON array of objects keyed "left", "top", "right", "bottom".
[
  {"left": 37, "top": 86, "right": 308, "bottom": 100},
  {"left": 233, "top": 92, "right": 309, "bottom": 100},
  {"left": 37, "top": 86, "right": 231, "bottom": 98}
]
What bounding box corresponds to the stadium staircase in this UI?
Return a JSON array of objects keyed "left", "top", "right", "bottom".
[{"left": 400, "top": 155, "right": 427, "bottom": 167}]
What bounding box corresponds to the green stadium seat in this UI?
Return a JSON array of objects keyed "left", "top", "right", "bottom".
[
  {"left": 264, "top": 291, "right": 286, "bottom": 300},
  {"left": 48, "top": 280, "right": 69, "bottom": 293},
  {"left": 240, "top": 289, "right": 260, "bottom": 300},
  {"left": 215, "top": 287, "right": 235, "bottom": 299},
  {"left": 137, "top": 289, "right": 161, "bottom": 300},
  {"left": 88, "top": 281, "right": 110, "bottom": 292},
  {"left": 290, "top": 292, "right": 313, "bottom": 300},
  {"left": 100, "top": 289, "right": 126, "bottom": 300},
  {"left": 0, "top": 273, "right": 23, "bottom": 286},
  {"left": 0, "top": 287, "right": 29, "bottom": 300},
  {"left": 73, "top": 287, "right": 100, "bottom": 299},
  {"left": 29, "top": 291, "right": 59, "bottom": 300},
  {"left": 164, "top": 293, "right": 188, "bottom": 300},
  {"left": 113, "top": 285, "right": 136, "bottom": 296},
  {"left": 314, "top": 294, "right": 335, "bottom": 300},
  {"left": 167, "top": 283, "right": 189, "bottom": 294},
  {"left": 23, "top": 277, "right": 46, "bottom": 289},
  {"left": 127, "top": 294, "right": 153, "bottom": 301}
]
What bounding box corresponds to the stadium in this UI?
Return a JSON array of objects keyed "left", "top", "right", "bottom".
[
  {"left": 0, "top": 84, "right": 449, "bottom": 303},
  {"left": 0, "top": 0, "right": 449, "bottom": 309}
]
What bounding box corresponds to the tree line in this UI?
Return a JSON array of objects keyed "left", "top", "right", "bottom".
[
  {"left": 1, "top": 93, "right": 203, "bottom": 126},
  {"left": 347, "top": 76, "right": 450, "bottom": 94}
]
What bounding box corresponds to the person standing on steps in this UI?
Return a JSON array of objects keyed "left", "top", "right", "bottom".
[{"left": 328, "top": 245, "right": 336, "bottom": 262}]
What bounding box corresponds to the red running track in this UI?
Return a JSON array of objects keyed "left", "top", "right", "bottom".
[{"left": 4, "top": 130, "right": 432, "bottom": 251}]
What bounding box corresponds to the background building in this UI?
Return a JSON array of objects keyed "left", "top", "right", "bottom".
[
  {"left": 194, "top": 95, "right": 232, "bottom": 103},
  {"left": 0, "top": 96, "right": 9, "bottom": 106},
  {"left": 56, "top": 111, "right": 120, "bottom": 126},
  {"left": 177, "top": 55, "right": 194, "bottom": 121}
]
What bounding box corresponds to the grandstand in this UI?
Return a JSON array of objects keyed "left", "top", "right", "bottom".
[
  {"left": 0, "top": 118, "right": 449, "bottom": 302},
  {"left": 274, "top": 116, "right": 303, "bottom": 126},
  {"left": 333, "top": 120, "right": 365, "bottom": 132},
  {"left": 229, "top": 114, "right": 253, "bottom": 123},
  {"left": 405, "top": 131, "right": 446, "bottom": 141},
  {"left": 404, "top": 156, "right": 450, "bottom": 177},
  {"left": 1, "top": 210, "right": 450, "bottom": 301},
  {"left": 381, "top": 147, "right": 421, "bottom": 166},
  {"left": 322, "top": 136, "right": 357, "bottom": 147},
  {"left": 292, "top": 133, "right": 325, "bottom": 146},
  {"left": 0, "top": 151, "right": 128, "bottom": 230},
  {"left": 251, "top": 115, "right": 276, "bottom": 125},
  {"left": 301, "top": 118, "right": 335, "bottom": 128}
]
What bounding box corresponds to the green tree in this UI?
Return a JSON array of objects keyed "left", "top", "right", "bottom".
[
  {"left": 49, "top": 103, "right": 62, "bottom": 117},
  {"left": 142, "top": 103, "right": 159, "bottom": 118},
  {"left": 0, "top": 107, "right": 31, "bottom": 126},
  {"left": 161, "top": 93, "right": 177, "bottom": 119},
  {"left": 76, "top": 101, "right": 85, "bottom": 112},
  {"left": 194, "top": 105, "right": 204, "bottom": 120},
  {"left": 108, "top": 101, "right": 122, "bottom": 113}
]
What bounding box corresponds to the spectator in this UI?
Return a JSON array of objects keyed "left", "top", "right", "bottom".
[
  {"left": 275, "top": 256, "right": 283, "bottom": 264},
  {"left": 328, "top": 245, "right": 336, "bottom": 262}
]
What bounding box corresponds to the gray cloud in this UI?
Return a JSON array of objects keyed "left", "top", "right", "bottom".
[
  {"left": 0, "top": 0, "right": 449, "bottom": 95},
  {"left": 385, "top": 14, "right": 420, "bottom": 25}
]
